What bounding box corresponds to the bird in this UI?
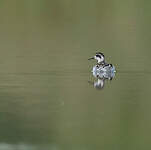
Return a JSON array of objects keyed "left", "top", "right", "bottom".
[{"left": 88, "top": 52, "right": 116, "bottom": 79}]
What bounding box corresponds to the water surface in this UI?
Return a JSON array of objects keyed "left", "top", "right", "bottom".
[{"left": 0, "top": 1, "right": 151, "bottom": 150}]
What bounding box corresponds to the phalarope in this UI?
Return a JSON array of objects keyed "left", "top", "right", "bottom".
[{"left": 88, "top": 52, "right": 116, "bottom": 79}]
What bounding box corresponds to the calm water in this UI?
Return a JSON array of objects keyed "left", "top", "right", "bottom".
[{"left": 0, "top": 1, "right": 151, "bottom": 150}]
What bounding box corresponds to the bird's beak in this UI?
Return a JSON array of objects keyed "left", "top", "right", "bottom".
[{"left": 88, "top": 57, "right": 94, "bottom": 60}]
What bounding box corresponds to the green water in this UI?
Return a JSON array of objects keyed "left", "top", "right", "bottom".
[{"left": 0, "top": 0, "right": 151, "bottom": 150}]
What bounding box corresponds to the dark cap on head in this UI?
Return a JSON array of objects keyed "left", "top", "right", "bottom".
[{"left": 96, "top": 52, "right": 104, "bottom": 57}]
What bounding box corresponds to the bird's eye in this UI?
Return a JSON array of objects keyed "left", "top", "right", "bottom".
[{"left": 96, "top": 54, "right": 101, "bottom": 58}]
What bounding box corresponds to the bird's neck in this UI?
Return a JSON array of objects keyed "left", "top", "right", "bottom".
[{"left": 97, "top": 60, "right": 105, "bottom": 65}]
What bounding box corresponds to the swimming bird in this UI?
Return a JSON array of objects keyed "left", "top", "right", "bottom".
[{"left": 88, "top": 52, "right": 116, "bottom": 79}]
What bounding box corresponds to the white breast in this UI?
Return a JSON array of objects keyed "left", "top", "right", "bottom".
[{"left": 92, "top": 65, "right": 116, "bottom": 79}]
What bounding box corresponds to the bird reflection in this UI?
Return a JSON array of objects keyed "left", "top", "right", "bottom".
[
  {"left": 88, "top": 78, "right": 105, "bottom": 90},
  {"left": 89, "top": 76, "right": 114, "bottom": 90}
]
